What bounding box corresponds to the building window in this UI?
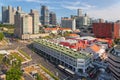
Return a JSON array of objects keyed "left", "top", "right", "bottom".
[
  {"left": 78, "top": 61, "right": 84, "bottom": 63},
  {"left": 119, "top": 29, "right": 120, "bottom": 36},
  {"left": 112, "top": 24, "right": 114, "bottom": 32},
  {"left": 78, "top": 69, "right": 83, "bottom": 73},
  {"left": 78, "top": 64, "right": 84, "bottom": 67}
]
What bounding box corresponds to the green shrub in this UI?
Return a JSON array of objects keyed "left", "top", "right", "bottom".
[{"left": 0, "top": 32, "right": 4, "bottom": 41}]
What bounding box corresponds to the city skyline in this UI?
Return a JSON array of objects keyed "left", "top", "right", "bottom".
[
  {"left": 0, "top": 0, "right": 120, "bottom": 22},
  {"left": 0, "top": 1, "right": 120, "bottom": 80}
]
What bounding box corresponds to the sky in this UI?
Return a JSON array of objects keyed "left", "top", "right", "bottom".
[{"left": 0, "top": 0, "right": 120, "bottom": 22}]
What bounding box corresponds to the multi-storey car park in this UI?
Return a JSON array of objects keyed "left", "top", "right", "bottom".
[
  {"left": 32, "top": 39, "right": 92, "bottom": 76},
  {"left": 108, "top": 45, "right": 120, "bottom": 80}
]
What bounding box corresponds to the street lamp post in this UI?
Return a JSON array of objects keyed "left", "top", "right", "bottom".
[{"left": 56, "top": 72, "right": 58, "bottom": 77}]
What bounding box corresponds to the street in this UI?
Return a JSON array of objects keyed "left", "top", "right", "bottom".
[
  {"left": 21, "top": 44, "right": 68, "bottom": 80},
  {"left": 0, "top": 39, "right": 80, "bottom": 80},
  {"left": 23, "top": 72, "right": 34, "bottom": 80}
]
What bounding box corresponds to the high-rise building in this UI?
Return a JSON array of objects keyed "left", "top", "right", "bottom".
[
  {"left": 14, "top": 11, "right": 32, "bottom": 39},
  {"left": 108, "top": 45, "right": 120, "bottom": 80},
  {"left": 76, "top": 13, "right": 91, "bottom": 28},
  {"left": 98, "top": 18, "right": 104, "bottom": 23},
  {"left": 40, "top": 5, "right": 49, "bottom": 25},
  {"left": 2, "top": 5, "right": 20, "bottom": 24},
  {"left": 8, "top": 6, "right": 13, "bottom": 24},
  {"left": 29, "top": 9, "right": 39, "bottom": 34},
  {"left": 71, "top": 15, "right": 78, "bottom": 19},
  {"left": 12, "top": 8, "right": 17, "bottom": 24},
  {"left": 92, "top": 18, "right": 104, "bottom": 23},
  {"left": 49, "top": 12, "right": 57, "bottom": 26},
  {"left": 17, "top": 6, "right": 22, "bottom": 12},
  {"left": 2, "top": 6, "right": 8, "bottom": 23},
  {"left": 77, "top": 9, "right": 82, "bottom": 17},
  {"left": 61, "top": 17, "right": 76, "bottom": 30},
  {"left": 93, "top": 23, "right": 120, "bottom": 38}
]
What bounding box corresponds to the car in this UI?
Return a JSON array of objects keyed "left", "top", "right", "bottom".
[{"left": 89, "top": 68, "right": 98, "bottom": 78}]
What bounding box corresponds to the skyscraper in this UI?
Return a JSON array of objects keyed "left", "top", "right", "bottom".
[
  {"left": 30, "top": 9, "right": 39, "bottom": 34},
  {"left": 2, "top": 6, "right": 8, "bottom": 23},
  {"left": 40, "top": 5, "right": 49, "bottom": 25},
  {"left": 8, "top": 6, "right": 13, "bottom": 24},
  {"left": 77, "top": 9, "right": 82, "bottom": 17},
  {"left": 14, "top": 11, "right": 32, "bottom": 39},
  {"left": 2, "top": 5, "right": 20, "bottom": 24},
  {"left": 49, "top": 12, "right": 57, "bottom": 26},
  {"left": 17, "top": 6, "right": 22, "bottom": 12}
]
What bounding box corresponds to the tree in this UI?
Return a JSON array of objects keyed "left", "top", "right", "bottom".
[
  {"left": 0, "top": 24, "right": 14, "bottom": 29},
  {"left": 0, "top": 54, "right": 4, "bottom": 64},
  {"left": 2, "top": 55, "right": 10, "bottom": 65},
  {"left": 6, "top": 60, "right": 22, "bottom": 80},
  {"left": 114, "top": 38, "right": 120, "bottom": 44},
  {"left": 36, "top": 74, "right": 43, "bottom": 80},
  {"left": 43, "top": 25, "right": 48, "bottom": 28},
  {"left": 0, "top": 32, "right": 4, "bottom": 41},
  {"left": 63, "top": 31, "right": 72, "bottom": 37},
  {"left": 6, "top": 68, "right": 22, "bottom": 80}
]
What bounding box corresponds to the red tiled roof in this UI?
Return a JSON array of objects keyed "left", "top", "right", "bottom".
[
  {"left": 90, "top": 44, "right": 100, "bottom": 52},
  {"left": 44, "top": 28, "right": 58, "bottom": 31},
  {"left": 68, "top": 34, "right": 79, "bottom": 37},
  {"left": 59, "top": 28, "right": 71, "bottom": 30},
  {"left": 97, "top": 38, "right": 109, "bottom": 42}
]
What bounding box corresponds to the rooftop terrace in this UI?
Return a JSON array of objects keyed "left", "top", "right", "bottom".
[{"left": 34, "top": 39, "right": 91, "bottom": 59}]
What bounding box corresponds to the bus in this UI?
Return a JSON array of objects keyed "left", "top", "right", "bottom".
[
  {"left": 64, "top": 68, "right": 75, "bottom": 77},
  {"left": 58, "top": 65, "right": 65, "bottom": 70},
  {"left": 58, "top": 65, "right": 75, "bottom": 77}
]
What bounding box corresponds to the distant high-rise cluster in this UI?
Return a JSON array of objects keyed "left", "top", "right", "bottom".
[
  {"left": 2, "top": 6, "right": 22, "bottom": 24},
  {"left": 92, "top": 18, "right": 105, "bottom": 23},
  {"left": 61, "top": 9, "right": 92, "bottom": 30},
  {"left": 40, "top": 5, "right": 57, "bottom": 26},
  {"left": 75, "top": 13, "right": 92, "bottom": 29},
  {"left": 1, "top": 5, "right": 58, "bottom": 39}
]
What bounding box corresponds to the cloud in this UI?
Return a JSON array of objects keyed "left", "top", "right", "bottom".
[
  {"left": 61, "top": 1, "right": 120, "bottom": 21},
  {"left": 16, "top": 0, "right": 44, "bottom": 3},
  {"left": 88, "top": 2, "right": 120, "bottom": 21},
  {"left": 48, "top": 6, "right": 62, "bottom": 10},
  {"left": 16, "top": 0, "right": 61, "bottom": 4},
  {"left": 62, "top": 1, "right": 95, "bottom": 10},
  {"left": 16, "top": 0, "right": 40, "bottom": 2}
]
